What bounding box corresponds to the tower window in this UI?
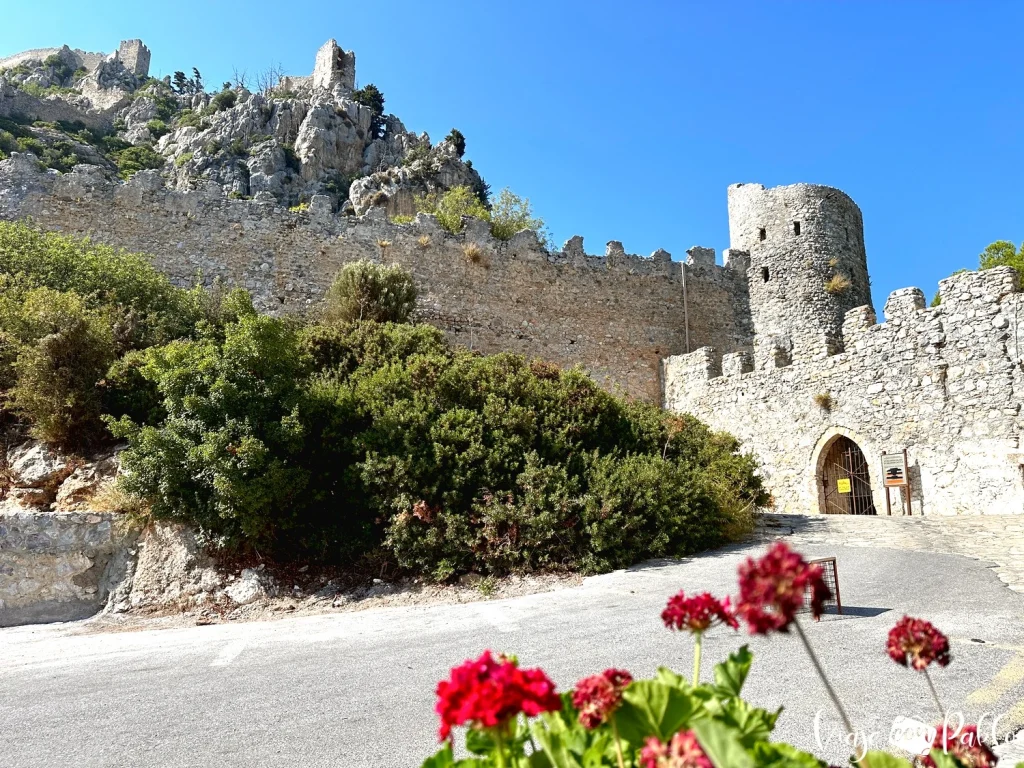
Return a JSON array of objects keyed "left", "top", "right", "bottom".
[
  {"left": 761, "top": 266, "right": 770, "bottom": 282},
  {"left": 793, "top": 221, "right": 801, "bottom": 235},
  {"left": 758, "top": 228, "right": 766, "bottom": 241}
]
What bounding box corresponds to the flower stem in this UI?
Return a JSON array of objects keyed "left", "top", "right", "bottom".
[
  {"left": 923, "top": 668, "right": 946, "bottom": 718},
  {"left": 693, "top": 630, "right": 703, "bottom": 685},
  {"left": 493, "top": 728, "right": 507, "bottom": 768},
  {"left": 611, "top": 717, "right": 628, "bottom": 768},
  {"left": 792, "top": 619, "right": 856, "bottom": 738}
]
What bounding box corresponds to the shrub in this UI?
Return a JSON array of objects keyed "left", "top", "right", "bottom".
[
  {"left": 415, "top": 185, "right": 490, "bottom": 234},
  {"left": 352, "top": 84, "right": 385, "bottom": 137},
  {"left": 489, "top": 187, "right": 549, "bottom": 244},
  {"left": 115, "top": 145, "right": 165, "bottom": 179},
  {"left": 323, "top": 261, "right": 417, "bottom": 325},
  {"left": 0, "top": 221, "right": 198, "bottom": 347},
  {"left": 390, "top": 214, "right": 415, "bottom": 225},
  {"left": 174, "top": 151, "right": 193, "bottom": 168},
  {"left": 109, "top": 315, "right": 315, "bottom": 549},
  {"left": 211, "top": 89, "right": 238, "bottom": 112},
  {"left": 176, "top": 109, "right": 201, "bottom": 128},
  {"left": 146, "top": 119, "right": 169, "bottom": 140},
  {"left": 445, "top": 128, "right": 466, "bottom": 157},
  {"left": 8, "top": 289, "right": 116, "bottom": 449}
]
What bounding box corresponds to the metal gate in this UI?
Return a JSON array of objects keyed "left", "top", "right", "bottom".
[{"left": 821, "top": 436, "right": 877, "bottom": 515}]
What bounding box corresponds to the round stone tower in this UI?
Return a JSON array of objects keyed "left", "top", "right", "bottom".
[{"left": 727, "top": 182, "right": 872, "bottom": 364}]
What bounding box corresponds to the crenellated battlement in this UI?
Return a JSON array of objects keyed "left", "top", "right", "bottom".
[
  {"left": 663, "top": 265, "right": 1024, "bottom": 517},
  {"left": 0, "top": 154, "right": 758, "bottom": 402}
]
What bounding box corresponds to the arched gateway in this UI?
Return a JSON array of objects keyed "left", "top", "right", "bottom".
[{"left": 817, "top": 435, "right": 877, "bottom": 515}]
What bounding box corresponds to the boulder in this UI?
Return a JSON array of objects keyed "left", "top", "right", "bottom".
[
  {"left": 7, "top": 441, "right": 74, "bottom": 489},
  {"left": 225, "top": 568, "right": 272, "bottom": 605},
  {"left": 54, "top": 456, "right": 118, "bottom": 511}
]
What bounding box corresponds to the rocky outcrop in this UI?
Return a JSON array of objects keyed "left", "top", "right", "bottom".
[
  {"left": 1, "top": 37, "right": 483, "bottom": 212},
  {"left": 3, "top": 440, "right": 118, "bottom": 510}
]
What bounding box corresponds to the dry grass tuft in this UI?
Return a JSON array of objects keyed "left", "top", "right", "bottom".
[
  {"left": 824, "top": 274, "right": 852, "bottom": 294},
  {"left": 462, "top": 241, "right": 485, "bottom": 264}
]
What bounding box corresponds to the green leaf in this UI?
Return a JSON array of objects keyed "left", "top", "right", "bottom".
[
  {"left": 421, "top": 744, "right": 456, "bottom": 768},
  {"left": 615, "top": 680, "right": 698, "bottom": 747},
  {"left": 712, "top": 645, "right": 754, "bottom": 698},
  {"left": 859, "top": 751, "right": 914, "bottom": 768},
  {"left": 926, "top": 750, "right": 963, "bottom": 768},
  {"left": 690, "top": 718, "right": 754, "bottom": 768},
  {"left": 713, "top": 698, "right": 781, "bottom": 746},
  {"left": 465, "top": 728, "right": 497, "bottom": 755},
  {"left": 655, "top": 667, "right": 689, "bottom": 689},
  {"left": 750, "top": 742, "right": 827, "bottom": 767},
  {"left": 529, "top": 722, "right": 583, "bottom": 768}
]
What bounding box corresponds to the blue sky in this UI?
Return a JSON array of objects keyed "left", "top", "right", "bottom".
[{"left": 3, "top": 1, "right": 1022, "bottom": 308}]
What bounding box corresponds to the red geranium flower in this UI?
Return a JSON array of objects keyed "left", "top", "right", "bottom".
[
  {"left": 735, "top": 542, "right": 831, "bottom": 634},
  {"left": 887, "top": 616, "right": 951, "bottom": 671},
  {"left": 435, "top": 650, "right": 561, "bottom": 740},
  {"left": 662, "top": 591, "right": 739, "bottom": 633},
  {"left": 921, "top": 724, "right": 996, "bottom": 768},
  {"left": 572, "top": 669, "right": 632, "bottom": 729},
  {"left": 640, "top": 730, "right": 712, "bottom": 768}
]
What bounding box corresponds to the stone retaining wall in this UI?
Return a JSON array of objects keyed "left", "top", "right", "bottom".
[{"left": 0, "top": 506, "right": 134, "bottom": 627}]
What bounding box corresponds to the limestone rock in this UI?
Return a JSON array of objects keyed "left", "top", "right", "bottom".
[
  {"left": 119, "top": 522, "right": 223, "bottom": 610},
  {"left": 54, "top": 456, "right": 118, "bottom": 511},
  {"left": 224, "top": 568, "right": 272, "bottom": 605},
  {"left": 7, "top": 441, "right": 73, "bottom": 489}
]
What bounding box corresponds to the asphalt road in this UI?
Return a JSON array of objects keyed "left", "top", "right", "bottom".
[{"left": 2, "top": 542, "right": 1023, "bottom": 767}]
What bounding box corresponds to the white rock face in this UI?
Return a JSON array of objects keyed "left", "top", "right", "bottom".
[
  {"left": 7, "top": 441, "right": 72, "bottom": 489},
  {"left": 224, "top": 568, "right": 270, "bottom": 605}
]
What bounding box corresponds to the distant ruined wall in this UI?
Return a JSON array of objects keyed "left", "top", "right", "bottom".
[
  {"left": 0, "top": 155, "right": 753, "bottom": 401},
  {"left": 664, "top": 267, "right": 1024, "bottom": 516}
]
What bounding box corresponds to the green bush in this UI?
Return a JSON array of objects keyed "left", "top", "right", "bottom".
[
  {"left": 323, "top": 261, "right": 417, "bottom": 325},
  {"left": 5, "top": 289, "right": 116, "bottom": 449},
  {"left": 115, "top": 145, "right": 165, "bottom": 179},
  {"left": 146, "top": 119, "right": 170, "bottom": 140},
  {"left": 0, "top": 221, "right": 199, "bottom": 347},
  {"left": 211, "top": 89, "right": 238, "bottom": 112},
  {"left": 112, "top": 316, "right": 766, "bottom": 570},
  {"left": 488, "top": 187, "right": 549, "bottom": 244},
  {"left": 445, "top": 128, "right": 466, "bottom": 157},
  {"left": 110, "top": 315, "right": 316, "bottom": 546},
  {"left": 174, "top": 151, "right": 193, "bottom": 167},
  {"left": 415, "top": 185, "right": 490, "bottom": 234}
]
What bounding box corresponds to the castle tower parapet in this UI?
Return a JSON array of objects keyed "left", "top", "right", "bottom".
[
  {"left": 312, "top": 39, "right": 356, "bottom": 93},
  {"left": 116, "top": 39, "right": 150, "bottom": 78},
  {"left": 727, "top": 183, "right": 872, "bottom": 364}
]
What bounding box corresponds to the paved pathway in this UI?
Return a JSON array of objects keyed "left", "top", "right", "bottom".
[{"left": 761, "top": 512, "right": 1024, "bottom": 594}]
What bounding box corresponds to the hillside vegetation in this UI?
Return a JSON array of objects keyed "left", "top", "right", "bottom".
[{"left": 0, "top": 221, "right": 767, "bottom": 577}]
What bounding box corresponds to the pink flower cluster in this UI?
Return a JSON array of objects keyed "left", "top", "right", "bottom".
[
  {"left": 922, "top": 724, "right": 996, "bottom": 768},
  {"left": 886, "top": 615, "right": 952, "bottom": 671},
  {"left": 435, "top": 650, "right": 561, "bottom": 740},
  {"left": 572, "top": 669, "right": 633, "bottom": 729},
  {"left": 639, "top": 730, "right": 712, "bottom": 768},
  {"left": 661, "top": 591, "right": 738, "bottom": 633},
  {"left": 735, "top": 542, "right": 830, "bottom": 633}
]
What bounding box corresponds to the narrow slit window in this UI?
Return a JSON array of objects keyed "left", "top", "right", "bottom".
[
  {"left": 761, "top": 266, "right": 770, "bottom": 282},
  {"left": 759, "top": 228, "right": 766, "bottom": 241},
  {"left": 793, "top": 221, "right": 801, "bottom": 235}
]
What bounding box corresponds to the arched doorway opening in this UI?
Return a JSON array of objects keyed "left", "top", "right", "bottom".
[{"left": 818, "top": 435, "right": 877, "bottom": 515}]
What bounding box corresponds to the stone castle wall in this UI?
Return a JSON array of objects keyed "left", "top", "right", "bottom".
[
  {"left": 0, "top": 155, "right": 753, "bottom": 401},
  {"left": 663, "top": 267, "right": 1024, "bottom": 516}
]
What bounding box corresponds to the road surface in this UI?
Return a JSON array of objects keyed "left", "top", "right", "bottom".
[{"left": 2, "top": 541, "right": 1023, "bottom": 767}]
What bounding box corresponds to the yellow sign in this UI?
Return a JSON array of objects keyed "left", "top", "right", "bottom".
[{"left": 837, "top": 478, "right": 852, "bottom": 494}]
